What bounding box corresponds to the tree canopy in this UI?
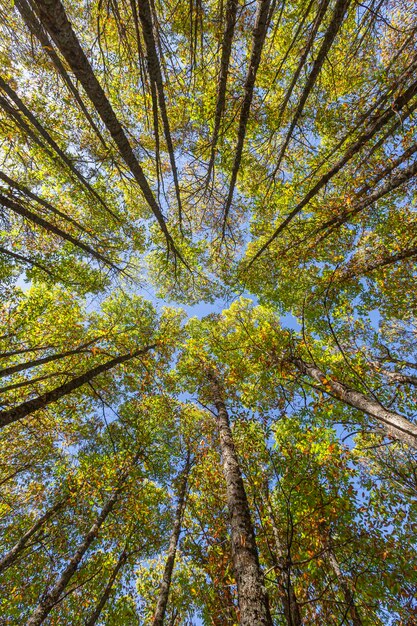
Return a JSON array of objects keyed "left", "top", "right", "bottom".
[{"left": 1, "top": 0, "right": 417, "bottom": 623}]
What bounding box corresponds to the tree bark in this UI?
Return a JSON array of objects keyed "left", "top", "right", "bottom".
[
  {"left": 292, "top": 357, "right": 417, "bottom": 448},
  {"left": 152, "top": 451, "right": 191, "bottom": 626},
  {"left": 0, "top": 76, "right": 114, "bottom": 219},
  {"left": 249, "top": 71, "right": 417, "bottom": 266},
  {"left": 222, "top": 0, "right": 271, "bottom": 238},
  {"left": 207, "top": 372, "right": 273, "bottom": 626},
  {"left": 274, "top": 0, "right": 351, "bottom": 172},
  {"left": 14, "top": 0, "right": 108, "bottom": 148},
  {"left": 206, "top": 0, "right": 239, "bottom": 184},
  {"left": 0, "top": 345, "right": 155, "bottom": 429},
  {"left": 0, "top": 499, "right": 65, "bottom": 574},
  {"left": 136, "top": 0, "right": 183, "bottom": 226}
]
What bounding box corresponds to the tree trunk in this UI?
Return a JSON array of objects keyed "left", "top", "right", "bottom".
[
  {"left": 14, "top": 0, "right": 108, "bottom": 149},
  {"left": 152, "top": 451, "right": 191, "bottom": 626},
  {"left": 0, "top": 345, "right": 155, "bottom": 428},
  {"left": 27, "top": 456, "right": 138, "bottom": 626},
  {"left": 84, "top": 548, "right": 128, "bottom": 626},
  {"left": 0, "top": 194, "right": 119, "bottom": 270},
  {"left": 207, "top": 372, "right": 273, "bottom": 626},
  {"left": 292, "top": 358, "right": 417, "bottom": 448},
  {"left": 0, "top": 76, "right": 114, "bottom": 219},
  {"left": 264, "top": 490, "right": 301, "bottom": 626},
  {"left": 0, "top": 338, "right": 98, "bottom": 379},
  {"left": 0, "top": 499, "right": 65, "bottom": 574},
  {"left": 327, "top": 549, "right": 362, "bottom": 626},
  {"left": 31, "top": 0, "right": 177, "bottom": 254}
]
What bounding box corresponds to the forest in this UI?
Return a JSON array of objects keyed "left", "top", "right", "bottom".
[{"left": 0, "top": 0, "right": 416, "bottom": 623}]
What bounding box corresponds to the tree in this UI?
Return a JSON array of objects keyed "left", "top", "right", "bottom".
[{"left": 1, "top": 0, "right": 417, "bottom": 623}]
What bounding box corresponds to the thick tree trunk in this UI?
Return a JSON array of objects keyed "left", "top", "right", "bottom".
[
  {"left": 264, "top": 491, "right": 301, "bottom": 626},
  {"left": 292, "top": 358, "right": 417, "bottom": 448},
  {"left": 152, "top": 451, "right": 191, "bottom": 626},
  {"left": 0, "top": 345, "right": 155, "bottom": 428},
  {"left": 208, "top": 372, "right": 272, "bottom": 626},
  {"left": 0, "top": 499, "right": 65, "bottom": 574},
  {"left": 27, "top": 456, "right": 138, "bottom": 626},
  {"left": 84, "top": 548, "right": 128, "bottom": 626}
]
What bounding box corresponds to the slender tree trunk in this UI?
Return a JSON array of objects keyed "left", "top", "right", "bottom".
[
  {"left": 31, "top": 0, "right": 177, "bottom": 255},
  {"left": 0, "top": 338, "right": 98, "bottom": 379},
  {"left": 0, "top": 194, "right": 119, "bottom": 270},
  {"left": 207, "top": 372, "right": 273, "bottom": 626},
  {"left": 0, "top": 499, "right": 65, "bottom": 574},
  {"left": 274, "top": 0, "right": 351, "bottom": 171},
  {"left": 222, "top": 0, "right": 271, "bottom": 237},
  {"left": 0, "top": 345, "right": 155, "bottom": 428},
  {"left": 14, "top": 0, "right": 108, "bottom": 148},
  {"left": 264, "top": 491, "right": 301, "bottom": 626},
  {"left": 84, "top": 548, "right": 128, "bottom": 626},
  {"left": 292, "top": 358, "right": 417, "bottom": 447},
  {"left": 136, "top": 0, "right": 183, "bottom": 226},
  {"left": 0, "top": 76, "right": 113, "bottom": 219},
  {"left": 152, "top": 451, "right": 191, "bottom": 626},
  {"left": 206, "top": 0, "right": 239, "bottom": 183},
  {"left": 27, "top": 456, "right": 138, "bottom": 626},
  {"left": 326, "top": 549, "right": 362, "bottom": 626},
  {"left": 249, "top": 72, "right": 417, "bottom": 266}
]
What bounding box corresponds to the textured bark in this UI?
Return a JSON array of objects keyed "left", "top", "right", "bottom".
[
  {"left": 0, "top": 345, "right": 155, "bottom": 428},
  {"left": 208, "top": 372, "right": 272, "bottom": 626},
  {"left": 152, "top": 451, "right": 191, "bottom": 626},
  {"left": 0, "top": 194, "right": 119, "bottom": 270},
  {"left": 14, "top": 0, "right": 108, "bottom": 148},
  {"left": 0, "top": 499, "right": 65, "bottom": 574},
  {"left": 0, "top": 76, "right": 114, "bottom": 219},
  {"left": 274, "top": 0, "right": 351, "bottom": 172},
  {"left": 249, "top": 74, "right": 417, "bottom": 266},
  {"left": 26, "top": 461, "right": 136, "bottom": 626},
  {"left": 31, "top": 0, "right": 177, "bottom": 253},
  {"left": 292, "top": 358, "right": 417, "bottom": 447},
  {"left": 84, "top": 548, "right": 128, "bottom": 626},
  {"left": 222, "top": 0, "right": 271, "bottom": 238},
  {"left": 264, "top": 492, "right": 301, "bottom": 626},
  {"left": 206, "top": 0, "right": 239, "bottom": 183}
]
